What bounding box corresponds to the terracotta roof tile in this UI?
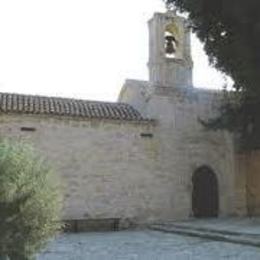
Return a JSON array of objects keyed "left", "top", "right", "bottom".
[{"left": 0, "top": 93, "right": 150, "bottom": 122}]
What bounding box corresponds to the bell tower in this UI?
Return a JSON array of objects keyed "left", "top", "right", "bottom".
[{"left": 148, "top": 11, "right": 193, "bottom": 88}]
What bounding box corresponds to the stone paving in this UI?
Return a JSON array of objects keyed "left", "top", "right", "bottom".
[
  {"left": 164, "top": 218, "right": 260, "bottom": 235},
  {"left": 38, "top": 230, "right": 260, "bottom": 260},
  {"left": 150, "top": 217, "right": 260, "bottom": 247}
]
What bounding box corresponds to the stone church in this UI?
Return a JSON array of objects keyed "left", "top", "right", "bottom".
[{"left": 0, "top": 10, "right": 257, "bottom": 229}]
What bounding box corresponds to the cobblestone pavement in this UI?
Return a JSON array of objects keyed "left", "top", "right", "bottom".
[{"left": 38, "top": 230, "right": 260, "bottom": 260}]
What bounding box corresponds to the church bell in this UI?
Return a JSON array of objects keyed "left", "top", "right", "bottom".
[{"left": 165, "top": 35, "right": 176, "bottom": 54}]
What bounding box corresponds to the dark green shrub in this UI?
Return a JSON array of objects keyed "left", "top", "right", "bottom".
[{"left": 0, "top": 139, "right": 62, "bottom": 260}]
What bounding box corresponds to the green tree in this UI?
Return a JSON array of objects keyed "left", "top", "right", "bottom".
[
  {"left": 0, "top": 139, "right": 62, "bottom": 260},
  {"left": 165, "top": 0, "right": 260, "bottom": 150}
]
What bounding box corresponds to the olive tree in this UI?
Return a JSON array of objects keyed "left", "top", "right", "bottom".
[{"left": 0, "top": 139, "right": 62, "bottom": 260}]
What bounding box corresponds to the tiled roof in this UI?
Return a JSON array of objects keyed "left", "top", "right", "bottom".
[{"left": 0, "top": 93, "right": 149, "bottom": 121}]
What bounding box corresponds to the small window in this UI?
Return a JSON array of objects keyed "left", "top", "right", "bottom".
[
  {"left": 140, "top": 133, "right": 153, "bottom": 138},
  {"left": 20, "top": 127, "right": 36, "bottom": 132}
]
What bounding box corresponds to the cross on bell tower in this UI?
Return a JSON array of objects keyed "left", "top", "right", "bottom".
[{"left": 148, "top": 10, "right": 193, "bottom": 88}]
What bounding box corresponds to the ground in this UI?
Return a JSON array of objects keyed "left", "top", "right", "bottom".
[{"left": 39, "top": 230, "right": 260, "bottom": 260}]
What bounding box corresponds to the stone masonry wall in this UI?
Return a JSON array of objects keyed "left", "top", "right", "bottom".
[
  {"left": 0, "top": 114, "right": 185, "bottom": 225},
  {"left": 0, "top": 86, "right": 249, "bottom": 223},
  {"left": 237, "top": 151, "right": 260, "bottom": 216},
  {"left": 119, "top": 81, "right": 248, "bottom": 218}
]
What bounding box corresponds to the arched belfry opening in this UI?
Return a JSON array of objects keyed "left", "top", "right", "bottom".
[
  {"left": 164, "top": 23, "right": 179, "bottom": 58},
  {"left": 192, "top": 166, "right": 219, "bottom": 218}
]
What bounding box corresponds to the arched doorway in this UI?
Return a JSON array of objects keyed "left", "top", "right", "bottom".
[{"left": 192, "top": 166, "right": 219, "bottom": 218}]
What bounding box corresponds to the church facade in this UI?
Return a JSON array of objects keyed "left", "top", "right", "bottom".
[{"left": 0, "top": 11, "right": 253, "bottom": 228}]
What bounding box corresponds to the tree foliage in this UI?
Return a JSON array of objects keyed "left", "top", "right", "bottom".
[
  {"left": 165, "top": 0, "right": 260, "bottom": 150},
  {"left": 0, "top": 140, "right": 62, "bottom": 260}
]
